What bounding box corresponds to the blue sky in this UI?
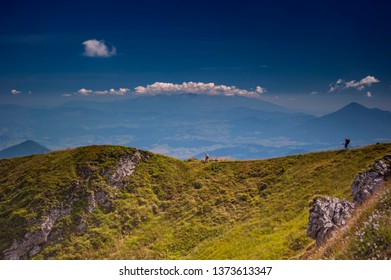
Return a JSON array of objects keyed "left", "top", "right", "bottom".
[{"left": 1, "top": 0, "right": 390, "bottom": 113}]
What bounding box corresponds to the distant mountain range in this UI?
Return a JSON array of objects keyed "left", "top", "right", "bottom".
[
  {"left": 0, "top": 140, "right": 50, "bottom": 159},
  {"left": 0, "top": 95, "right": 390, "bottom": 159},
  {"left": 293, "top": 102, "right": 391, "bottom": 144}
]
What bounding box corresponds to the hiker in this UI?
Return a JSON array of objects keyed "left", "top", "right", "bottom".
[
  {"left": 204, "top": 153, "right": 210, "bottom": 162},
  {"left": 344, "top": 138, "right": 350, "bottom": 149}
]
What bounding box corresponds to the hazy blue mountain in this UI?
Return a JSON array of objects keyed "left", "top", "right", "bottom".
[
  {"left": 293, "top": 102, "right": 391, "bottom": 146},
  {"left": 0, "top": 140, "right": 51, "bottom": 158},
  {"left": 60, "top": 94, "right": 291, "bottom": 114},
  {"left": 0, "top": 97, "right": 389, "bottom": 159}
]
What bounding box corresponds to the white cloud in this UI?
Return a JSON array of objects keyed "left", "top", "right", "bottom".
[
  {"left": 94, "top": 88, "right": 130, "bottom": 95},
  {"left": 82, "top": 39, "right": 116, "bottom": 57},
  {"left": 328, "top": 85, "right": 337, "bottom": 92},
  {"left": 344, "top": 80, "right": 358, "bottom": 89},
  {"left": 77, "top": 88, "right": 92, "bottom": 95},
  {"left": 75, "top": 88, "right": 130, "bottom": 96},
  {"left": 11, "top": 89, "right": 21, "bottom": 95},
  {"left": 63, "top": 93, "right": 72, "bottom": 97},
  {"left": 309, "top": 91, "right": 319, "bottom": 95},
  {"left": 328, "top": 79, "right": 344, "bottom": 92},
  {"left": 366, "top": 91, "right": 372, "bottom": 97},
  {"left": 359, "top": 76, "right": 380, "bottom": 86},
  {"left": 256, "top": 86, "right": 267, "bottom": 94},
  {"left": 134, "top": 82, "right": 266, "bottom": 97},
  {"left": 329, "top": 75, "right": 380, "bottom": 92}
]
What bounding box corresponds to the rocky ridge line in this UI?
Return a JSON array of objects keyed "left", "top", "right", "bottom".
[
  {"left": 307, "top": 156, "right": 391, "bottom": 245},
  {"left": 2, "top": 151, "right": 144, "bottom": 259},
  {"left": 351, "top": 156, "right": 391, "bottom": 204}
]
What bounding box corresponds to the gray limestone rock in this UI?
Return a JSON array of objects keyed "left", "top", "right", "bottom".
[
  {"left": 3, "top": 207, "right": 72, "bottom": 259},
  {"left": 103, "top": 151, "right": 143, "bottom": 187},
  {"left": 307, "top": 155, "right": 391, "bottom": 246},
  {"left": 351, "top": 156, "right": 391, "bottom": 204},
  {"left": 307, "top": 197, "right": 354, "bottom": 245}
]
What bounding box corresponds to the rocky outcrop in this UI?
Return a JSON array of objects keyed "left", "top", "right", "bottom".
[
  {"left": 2, "top": 151, "right": 144, "bottom": 259},
  {"left": 3, "top": 207, "right": 72, "bottom": 259},
  {"left": 103, "top": 151, "right": 143, "bottom": 187},
  {"left": 351, "top": 156, "right": 391, "bottom": 204},
  {"left": 307, "top": 197, "right": 354, "bottom": 245},
  {"left": 87, "top": 190, "right": 113, "bottom": 213},
  {"left": 307, "top": 156, "right": 391, "bottom": 245}
]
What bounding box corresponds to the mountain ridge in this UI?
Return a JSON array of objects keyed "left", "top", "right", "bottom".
[
  {"left": 0, "top": 140, "right": 51, "bottom": 159},
  {"left": 0, "top": 98, "right": 390, "bottom": 159},
  {"left": 293, "top": 102, "right": 391, "bottom": 145},
  {"left": 1, "top": 143, "right": 390, "bottom": 259}
]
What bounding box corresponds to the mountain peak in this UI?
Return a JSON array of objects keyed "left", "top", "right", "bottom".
[
  {"left": 331, "top": 102, "right": 371, "bottom": 116},
  {"left": 21, "top": 140, "right": 40, "bottom": 145},
  {"left": 0, "top": 140, "right": 51, "bottom": 159},
  {"left": 336, "top": 102, "right": 391, "bottom": 115},
  {"left": 341, "top": 102, "right": 368, "bottom": 111}
]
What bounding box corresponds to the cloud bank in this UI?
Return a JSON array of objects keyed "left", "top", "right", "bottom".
[
  {"left": 82, "top": 39, "right": 116, "bottom": 57},
  {"left": 134, "top": 82, "right": 266, "bottom": 97},
  {"left": 73, "top": 88, "right": 130, "bottom": 96},
  {"left": 68, "top": 82, "right": 266, "bottom": 98},
  {"left": 329, "top": 75, "right": 380, "bottom": 92}
]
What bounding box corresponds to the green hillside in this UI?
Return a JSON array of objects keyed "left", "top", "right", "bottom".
[
  {"left": 0, "top": 143, "right": 390, "bottom": 260},
  {"left": 305, "top": 178, "right": 391, "bottom": 260}
]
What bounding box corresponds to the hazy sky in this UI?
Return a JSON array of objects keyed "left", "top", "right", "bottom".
[{"left": 1, "top": 0, "right": 390, "bottom": 113}]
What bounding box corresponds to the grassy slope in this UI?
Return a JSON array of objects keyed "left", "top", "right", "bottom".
[
  {"left": 305, "top": 179, "right": 391, "bottom": 259},
  {"left": 0, "top": 143, "right": 390, "bottom": 259}
]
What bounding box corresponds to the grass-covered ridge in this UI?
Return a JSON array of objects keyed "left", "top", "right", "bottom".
[{"left": 0, "top": 143, "right": 391, "bottom": 259}]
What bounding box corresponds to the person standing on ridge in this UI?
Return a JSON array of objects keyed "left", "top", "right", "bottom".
[
  {"left": 344, "top": 138, "right": 350, "bottom": 149},
  {"left": 205, "top": 153, "right": 209, "bottom": 162}
]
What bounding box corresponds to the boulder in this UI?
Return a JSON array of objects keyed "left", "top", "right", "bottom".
[
  {"left": 351, "top": 156, "right": 391, "bottom": 204},
  {"left": 307, "top": 155, "right": 391, "bottom": 246},
  {"left": 307, "top": 197, "right": 354, "bottom": 245}
]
